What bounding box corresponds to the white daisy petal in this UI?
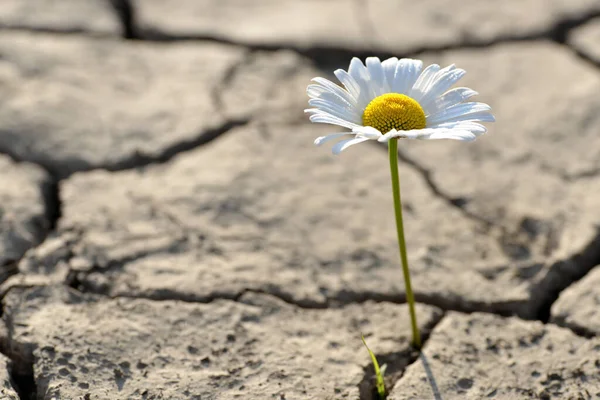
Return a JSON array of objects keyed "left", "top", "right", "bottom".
[
  {"left": 366, "top": 57, "right": 388, "bottom": 95},
  {"left": 307, "top": 84, "right": 329, "bottom": 99},
  {"left": 333, "top": 69, "right": 362, "bottom": 102},
  {"left": 349, "top": 57, "right": 370, "bottom": 82},
  {"left": 386, "top": 128, "right": 477, "bottom": 141},
  {"left": 422, "top": 87, "right": 478, "bottom": 116},
  {"left": 310, "top": 77, "right": 342, "bottom": 93},
  {"left": 310, "top": 77, "right": 358, "bottom": 107},
  {"left": 426, "top": 64, "right": 456, "bottom": 86},
  {"left": 430, "top": 121, "right": 488, "bottom": 136},
  {"left": 435, "top": 111, "right": 496, "bottom": 124},
  {"left": 348, "top": 57, "right": 376, "bottom": 101},
  {"left": 308, "top": 93, "right": 354, "bottom": 111},
  {"left": 307, "top": 100, "right": 353, "bottom": 120},
  {"left": 419, "top": 67, "right": 466, "bottom": 111},
  {"left": 314, "top": 132, "right": 355, "bottom": 146},
  {"left": 427, "top": 102, "right": 493, "bottom": 125},
  {"left": 352, "top": 126, "right": 382, "bottom": 139},
  {"left": 377, "top": 129, "right": 400, "bottom": 142},
  {"left": 392, "top": 58, "right": 423, "bottom": 95},
  {"left": 306, "top": 110, "right": 360, "bottom": 130},
  {"left": 335, "top": 69, "right": 370, "bottom": 111},
  {"left": 410, "top": 64, "right": 441, "bottom": 101},
  {"left": 331, "top": 137, "right": 371, "bottom": 154},
  {"left": 381, "top": 57, "right": 398, "bottom": 90},
  {"left": 308, "top": 98, "right": 361, "bottom": 124},
  {"left": 425, "top": 130, "right": 477, "bottom": 141},
  {"left": 395, "top": 129, "right": 427, "bottom": 139},
  {"left": 307, "top": 86, "right": 356, "bottom": 112}
]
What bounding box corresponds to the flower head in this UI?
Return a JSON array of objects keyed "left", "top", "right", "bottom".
[{"left": 306, "top": 57, "right": 494, "bottom": 154}]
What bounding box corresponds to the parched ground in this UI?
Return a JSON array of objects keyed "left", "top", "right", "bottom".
[{"left": 0, "top": 1, "right": 600, "bottom": 399}]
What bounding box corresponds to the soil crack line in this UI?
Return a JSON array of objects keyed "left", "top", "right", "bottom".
[
  {"left": 2, "top": 3, "right": 599, "bottom": 71},
  {"left": 0, "top": 25, "right": 117, "bottom": 39},
  {"left": 0, "top": 117, "right": 250, "bottom": 180},
  {"left": 109, "top": 0, "right": 136, "bottom": 39},
  {"left": 211, "top": 50, "right": 254, "bottom": 113},
  {"left": 395, "top": 147, "right": 500, "bottom": 230},
  {"left": 1, "top": 317, "right": 37, "bottom": 400},
  {"left": 0, "top": 148, "right": 62, "bottom": 284},
  {"left": 541, "top": 162, "right": 600, "bottom": 182},
  {"left": 117, "top": 6, "right": 600, "bottom": 69},
  {"left": 532, "top": 228, "right": 600, "bottom": 324},
  {"left": 101, "top": 118, "right": 250, "bottom": 173},
  {"left": 358, "top": 312, "right": 446, "bottom": 400},
  {"left": 6, "top": 354, "right": 36, "bottom": 400}
]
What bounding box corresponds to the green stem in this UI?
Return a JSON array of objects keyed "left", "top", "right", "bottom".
[{"left": 388, "top": 139, "right": 421, "bottom": 349}]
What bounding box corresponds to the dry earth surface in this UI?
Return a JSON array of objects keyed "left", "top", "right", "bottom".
[{"left": 0, "top": 1, "right": 599, "bottom": 399}]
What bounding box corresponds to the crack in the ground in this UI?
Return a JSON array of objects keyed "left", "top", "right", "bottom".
[
  {"left": 109, "top": 0, "right": 136, "bottom": 39},
  {"left": 388, "top": 147, "right": 598, "bottom": 319},
  {"left": 2, "top": 0, "right": 599, "bottom": 76},
  {"left": 68, "top": 269, "right": 338, "bottom": 309},
  {"left": 123, "top": 30, "right": 550, "bottom": 69},
  {"left": 0, "top": 117, "right": 250, "bottom": 180},
  {"left": 0, "top": 152, "right": 62, "bottom": 293},
  {"left": 531, "top": 228, "right": 600, "bottom": 324},
  {"left": 549, "top": 10, "right": 600, "bottom": 44},
  {"left": 563, "top": 40, "right": 600, "bottom": 69},
  {"left": 552, "top": 316, "right": 597, "bottom": 339},
  {"left": 2, "top": 248, "right": 598, "bottom": 398},
  {"left": 1, "top": 182, "right": 586, "bottom": 341},
  {"left": 64, "top": 253, "right": 520, "bottom": 313},
  {"left": 0, "top": 0, "right": 133, "bottom": 40},
  {"left": 394, "top": 147, "right": 500, "bottom": 231},
  {"left": 1, "top": 316, "right": 37, "bottom": 400},
  {"left": 37, "top": 223, "right": 599, "bottom": 338},
  {"left": 7, "top": 356, "right": 36, "bottom": 400},
  {"left": 0, "top": 25, "right": 117, "bottom": 39},
  {"left": 41, "top": 176, "right": 61, "bottom": 234},
  {"left": 392, "top": 146, "right": 548, "bottom": 265},
  {"left": 0, "top": 116, "right": 248, "bottom": 310},
  {"left": 358, "top": 312, "right": 446, "bottom": 400},
  {"left": 566, "top": 168, "right": 600, "bottom": 181},
  {"left": 61, "top": 263, "right": 546, "bottom": 321},
  {"left": 8, "top": 358, "right": 35, "bottom": 400},
  {"left": 550, "top": 11, "right": 600, "bottom": 69},
  {"left": 2, "top": 0, "right": 598, "bottom": 69},
  {"left": 61, "top": 250, "right": 514, "bottom": 315},
  {"left": 100, "top": 118, "right": 251, "bottom": 173},
  {"left": 211, "top": 50, "right": 254, "bottom": 113},
  {"left": 3, "top": 142, "right": 599, "bottom": 341},
  {"left": 540, "top": 162, "right": 600, "bottom": 182},
  {"left": 393, "top": 145, "right": 600, "bottom": 330},
  {"left": 112, "top": 5, "right": 600, "bottom": 71}
]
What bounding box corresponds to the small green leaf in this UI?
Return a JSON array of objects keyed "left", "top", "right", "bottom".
[{"left": 361, "top": 335, "right": 386, "bottom": 399}]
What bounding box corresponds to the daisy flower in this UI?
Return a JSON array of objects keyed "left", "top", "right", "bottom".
[
  {"left": 306, "top": 57, "right": 494, "bottom": 154},
  {"left": 305, "top": 57, "right": 495, "bottom": 349}
]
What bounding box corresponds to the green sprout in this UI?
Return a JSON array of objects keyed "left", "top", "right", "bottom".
[{"left": 361, "top": 335, "right": 386, "bottom": 399}]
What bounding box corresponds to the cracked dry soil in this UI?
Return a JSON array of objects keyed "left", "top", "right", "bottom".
[{"left": 1, "top": 1, "right": 600, "bottom": 399}]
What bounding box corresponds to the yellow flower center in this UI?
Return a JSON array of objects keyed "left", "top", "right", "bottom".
[{"left": 362, "top": 93, "right": 426, "bottom": 133}]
